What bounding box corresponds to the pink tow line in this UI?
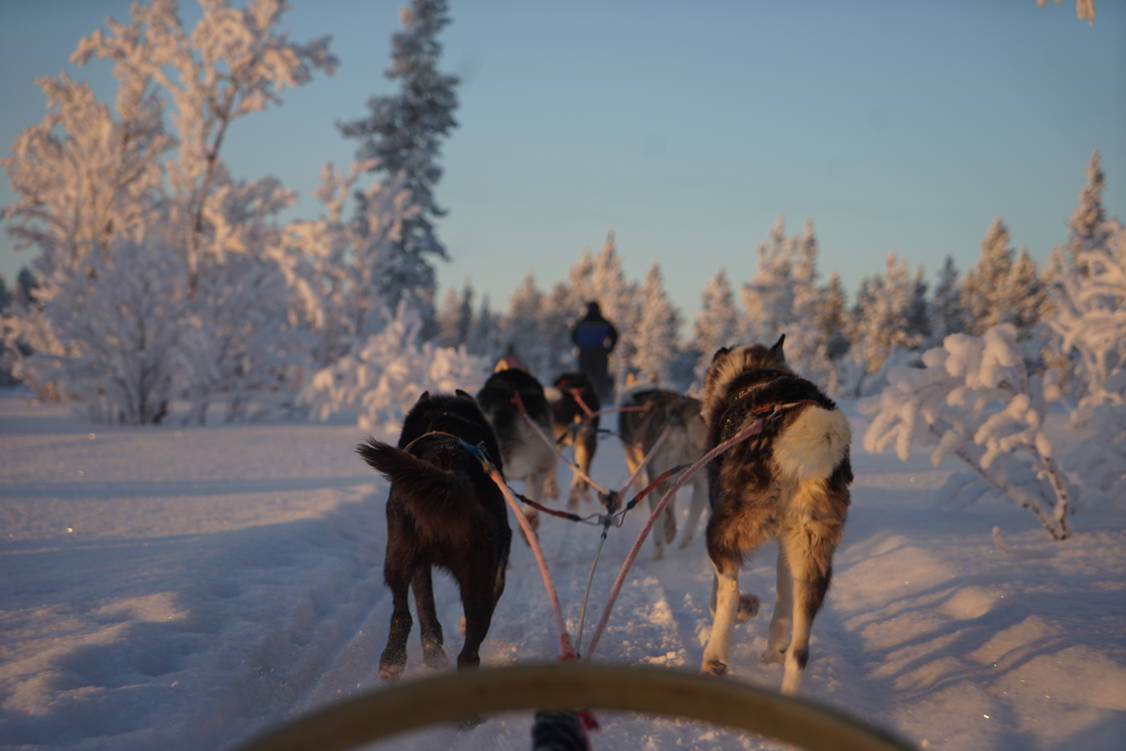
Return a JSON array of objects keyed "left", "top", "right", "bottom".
[{"left": 583, "top": 417, "right": 765, "bottom": 660}]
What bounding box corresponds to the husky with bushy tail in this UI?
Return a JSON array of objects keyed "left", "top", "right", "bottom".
[{"left": 699, "top": 335, "right": 852, "bottom": 695}]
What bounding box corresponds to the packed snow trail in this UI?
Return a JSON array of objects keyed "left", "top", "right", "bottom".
[{"left": 2, "top": 393, "right": 1124, "bottom": 750}]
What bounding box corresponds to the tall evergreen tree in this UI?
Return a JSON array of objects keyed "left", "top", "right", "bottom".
[
  {"left": 905, "top": 267, "right": 931, "bottom": 345},
  {"left": 931, "top": 255, "right": 968, "bottom": 341},
  {"left": 962, "top": 217, "right": 1017, "bottom": 335},
  {"left": 466, "top": 294, "right": 496, "bottom": 357},
  {"left": 588, "top": 232, "right": 639, "bottom": 393},
  {"left": 338, "top": 0, "right": 459, "bottom": 309},
  {"left": 693, "top": 267, "right": 738, "bottom": 363},
  {"left": 1065, "top": 151, "right": 1112, "bottom": 276},
  {"left": 1006, "top": 248, "right": 1047, "bottom": 332},
  {"left": 631, "top": 263, "right": 680, "bottom": 385},
  {"left": 811, "top": 270, "right": 851, "bottom": 395},
  {"left": 850, "top": 252, "right": 921, "bottom": 384}
]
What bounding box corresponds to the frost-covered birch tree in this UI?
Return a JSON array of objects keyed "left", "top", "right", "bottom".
[{"left": 2, "top": 0, "right": 337, "bottom": 423}]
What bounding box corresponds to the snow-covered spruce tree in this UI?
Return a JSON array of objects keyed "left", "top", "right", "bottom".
[
  {"left": 499, "top": 272, "right": 548, "bottom": 376},
  {"left": 845, "top": 252, "right": 922, "bottom": 395},
  {"left": 1007, "top": 247, "right": 1047, "bottom": 332},
  {"left": 631, "top": 263, "right": 681, "bottom": 385},
  {"left": 740, "top": 217, "right": 834, "bottom": 387},
  {"left": 811, "top": 270, "right": 851, "bottom": 396},
  {"left": 862, "top": 324, "right": 1072, "bottom": 540},
  {"left": 337, "top": 0, "right": 458, "bottom": 314},
  {"left": 691, "top": 267, "right": 739, "bottom": 382},
  {"left": 1048, "top": 219, "right": 1126, "bottom": 414},
  {"left": 961, "top": 217, "right": 1043, "bottom": 337},
  {"left": 539, "top": 281, "right": 582, "bottom": 378},
  {"left": 931, "top": 255, "right": 969, "bottom": 342},
  {"left": 1066, "top": 151, "right": 1111, "bottom": 275},
  {"left": 435, "top": 281, "right": 474, "bottom": 348},
  {"left": 299, "top": 303, "right": 488, "bottom": 439},
  {"left": 1045, "top": 218, "right": 1126, "bottom": 505},
  {"left": 742, "top": 215, "right": 796, "bottom": 342},
  {"left": 466, "top": 295, "right": 497, "bottom": 358},
  {"left": 588, "top": 232, "right": 641, "bottom": 394}
]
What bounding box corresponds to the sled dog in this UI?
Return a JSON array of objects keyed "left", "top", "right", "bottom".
[
  {"left": 476, "top": 366, "right": 559, "bottom": 532},
  {"left": 618, "top": 388, "right": 710, "bottom": 559},
  {"left": 357, "top": 390, "right": 511, "bottom": 678},
  {"left": 545, "top": 371, "right": 601, "bottom": 507},
  {"left": 699, "top": 335, "right": 852, "bottom": 695}
]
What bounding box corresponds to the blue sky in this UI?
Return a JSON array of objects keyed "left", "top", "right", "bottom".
[{"left": 1, "top": 0, "right": 1123, "bottom": 318}]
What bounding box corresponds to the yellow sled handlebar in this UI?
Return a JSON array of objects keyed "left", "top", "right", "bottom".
[{"left": 233, "top": 662, "right": 914, "bottom": 751}]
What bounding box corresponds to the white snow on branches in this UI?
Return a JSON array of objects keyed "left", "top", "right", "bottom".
[
  {"left": 862, "top": 325, "right": 1072, "bottom": 539},
  {"left": 299, "top": 306, "right": 489, "bottom": 439}
]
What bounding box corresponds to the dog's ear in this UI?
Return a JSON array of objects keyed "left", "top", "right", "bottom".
[
  {"left": 711, "top": 346, "right": 731, "bottom": 364},
  {"left": 418, "top": 390, "right": 431, "bottom": 403},
  {"left": 770, "top": 335, "right": 786, "bottom": 361},
  {"left": 454, "top": 389, "right": 473, "bottom": 400}
]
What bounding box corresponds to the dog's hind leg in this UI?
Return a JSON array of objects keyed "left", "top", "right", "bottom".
[
  {"left": 456, "top": 565, "right": 498, "bottom": 671},
  {"left": 678, "top": 474, "right": 708, "bottom": 550},
  {"left": 762, "top": 545, "right": 792, "bottom": 665},
  {"left": 648, "top": 478, "right": 677, "bottom": 560},
  {"left": 568, "top": 430, "right": 596, "bottom": 508},
  {"left": 412, "top": 566, "right": 448, "bottom": 669},
  {"left": 380, "top": 563, "right": 414, "bottom": 680},
  {"left": 777, "top": 528, "right": 836, "bottom": 695},
  {"left": 701, "top": 560, "right": 740, "bottom": 676}
]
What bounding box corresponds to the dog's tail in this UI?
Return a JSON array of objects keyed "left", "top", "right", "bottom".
[
  {"left": 774, "top": 406, "right": 851, "bottom": 482},
  {"left": 357, "top": 438, "right": 464, "bottom": 512}
]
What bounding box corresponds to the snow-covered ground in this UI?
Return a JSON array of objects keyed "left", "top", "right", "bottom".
[{"left": 1, "top": 388, "right": 1124, "bottom": 750}]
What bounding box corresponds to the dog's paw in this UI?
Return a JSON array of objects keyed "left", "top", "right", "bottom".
[
  {"left": 378, "top": 660, "right": 405, "bottom": 681},
  {"left": 663, "top": 511, "right": 677, "bottom": 544},
  {"left": 736, "top": 594, "right": 760, "bottom": 622},
  {"left": 423, "top": 646, "right": 449, "bottom": 670},
  {"left": 701, "top": 657, "right": 728, "bottom": 676}
]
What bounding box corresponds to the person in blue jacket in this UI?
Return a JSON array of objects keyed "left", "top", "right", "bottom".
[{"left": 571, "top": 301, "right": 618, "bottom": 401}]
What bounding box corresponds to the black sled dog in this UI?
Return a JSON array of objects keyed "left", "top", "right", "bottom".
[
  {"left": 618, "top": 388, "right": 709, "bottom": 559},
  {"left": 699, "top": 335, "right": 852, "bottom": 695},
  {"left": 357, "top": 390, "right": 512, "bottom": 679},
  {"left": 476, "top": 367, "right": 558, "bottom": 532},
  {"left": 544, "top": 372, "right": 601, "bottom": 507}
]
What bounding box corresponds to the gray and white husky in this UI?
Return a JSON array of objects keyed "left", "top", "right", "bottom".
[
  {"left": 618, "top": 388, "right": 710, "bottom": 560},
  {"left": 699, "top": 335, "right": 852, "bottom": 695}
]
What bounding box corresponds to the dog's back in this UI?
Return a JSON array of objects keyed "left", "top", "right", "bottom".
[{"left": 700, "top": 337, "right": 852, "bottom": 695}]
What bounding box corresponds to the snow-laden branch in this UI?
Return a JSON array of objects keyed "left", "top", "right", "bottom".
[{"left": 861, "top": 325, "right": 1072, "bottom": 540}]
